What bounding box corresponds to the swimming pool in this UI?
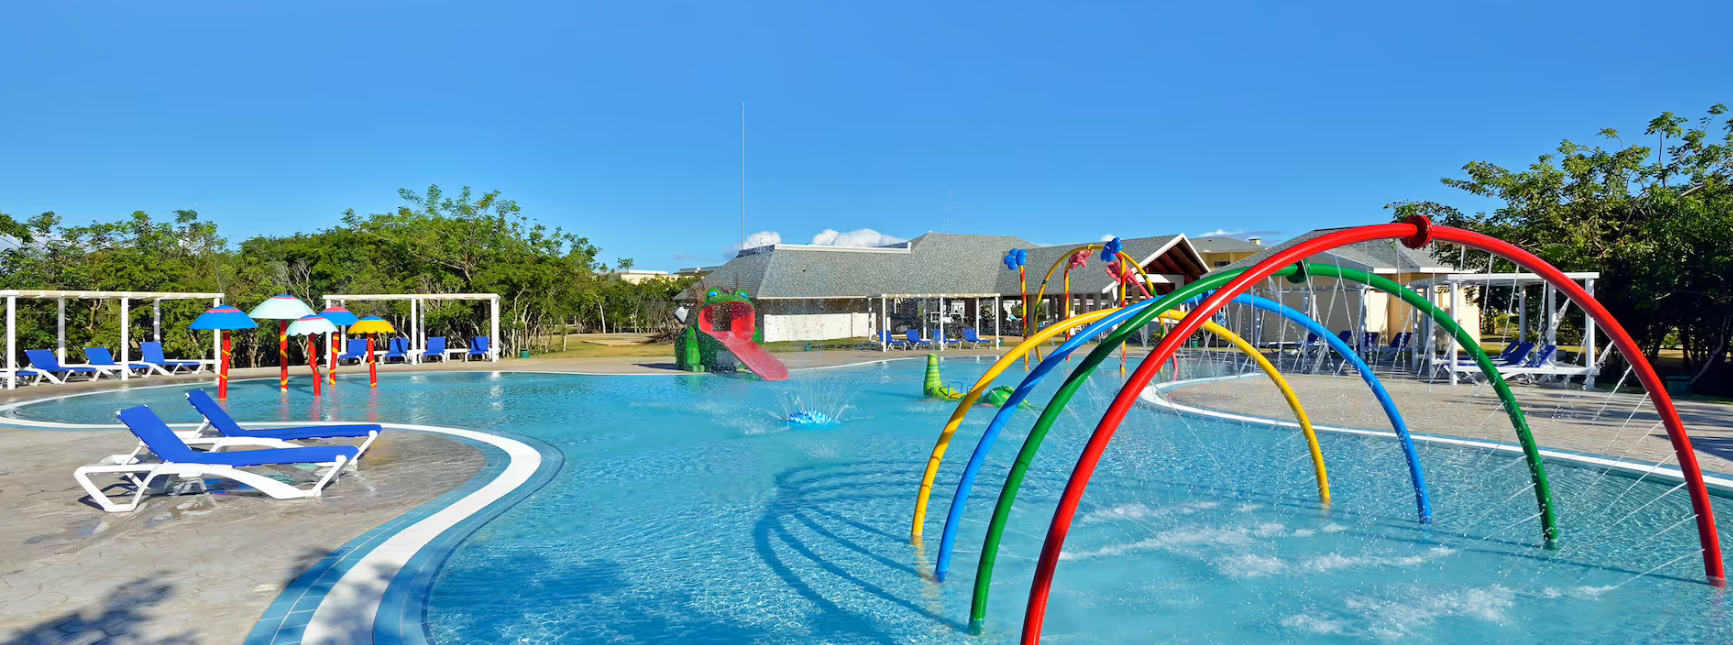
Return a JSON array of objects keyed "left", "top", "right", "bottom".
[{"left": 10, "top": 358, "right": 1732, "bottom": 643}]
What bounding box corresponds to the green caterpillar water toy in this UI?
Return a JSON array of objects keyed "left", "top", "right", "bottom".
[{"left": 923, "top": 354, "right": 1029, "bottom": 410}]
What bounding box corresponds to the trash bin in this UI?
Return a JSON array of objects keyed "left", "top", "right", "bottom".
[
  {"left": 519, "top": 350, "right": 532, "bottom": 360},
  {"left": 1664, "top": 376, "right": 1692, "bottom": 396}
]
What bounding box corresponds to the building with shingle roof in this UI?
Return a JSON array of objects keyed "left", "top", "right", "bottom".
[
  {"left": 1204, "top": 227, "right": 1476, "bottom": 348},
  {"left": 681, "top": 232, "right": 1206, "bottom": 342}
]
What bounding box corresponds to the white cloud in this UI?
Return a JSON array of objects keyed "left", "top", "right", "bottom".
[
  {"left": 810, "top": 228, "right": 905, "bottom": 247},
  {"left": 724, "top": 230, "right": 783, "bottom": 259},
  {"left": 744, "top": 230, "right": 782, "bottom": 248},
  {"left": 1199, "top": 228, "right": 1243, "bottom": 238},
  {"left": 1099, "top": 234, "right": 1117, "bottom": 242}
]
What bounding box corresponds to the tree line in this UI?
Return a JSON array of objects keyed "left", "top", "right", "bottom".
[
  {"left": 1393, "top": 104, "right": 1731, "bottom": 395},
  {"left": 1, "top": 185, "right": 695, "bottom": 369}
]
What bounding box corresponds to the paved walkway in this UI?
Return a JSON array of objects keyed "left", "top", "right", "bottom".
[
  {"left": 0, "top": 428, "right": 482, "bottom": 644},
  {"left": 1164, "top": 372, "right": 1733, "bottom": 475}
]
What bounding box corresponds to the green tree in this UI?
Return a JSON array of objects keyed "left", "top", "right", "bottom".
[{"left": 1393, "top": 104, "right": 1732, "bottom": 392}]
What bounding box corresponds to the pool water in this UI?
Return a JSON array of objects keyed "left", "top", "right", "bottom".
[{"left": 10, "top": 358, "right": 1733, "bottom": 643}]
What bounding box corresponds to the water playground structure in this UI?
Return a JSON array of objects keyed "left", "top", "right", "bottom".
[
  {"left": 911, "top": 217, "right": 1723, "bottom": 644},
  {"left": 675, "top": 288, "right": 789, "bottom": 381},
  {"left": 923, "top": 353, "right": 1026, "bottom": 408}
]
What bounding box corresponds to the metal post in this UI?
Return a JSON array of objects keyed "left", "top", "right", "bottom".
[
  {"left": 213, "top": 297, "right": 223, "bottom": 384},
  {"left": 998, "top": 296, "right": 1012, "bottom": 348},
  {"left": 881, "top": 296, "right": 888, "bottom": 352},
  {"left": 119, "top": 298, "right": 130, "bottom": 381},
  {"left": 490, "top": 296, "right": 501, "bottom": 361},
  {"left": 5, "top": 296, "right": 15, "bottom": 389},
  {"left": 1544, "top": 283, "right": 1558, "bottom": 348},
  {"left": 410, "top": 298, "right": 419, "bottom": 363},
  {"left": 152, "top": 300, "right": 161, "bottom": 342},
  {"left": 56, "top": 297, "right": 66, "bottom": 363},
  {"left": 1584, "top": 278, "right": 1598, "bottom": 389},
  {"left": 937, "top": 296, "right": 946, "bottom": 351},
  {"left": 1518, "top": 285, "right": 1528, "bottom": 342},
  {"left": 1448, "top": 285, "right": 1460, "bottom": 385}
]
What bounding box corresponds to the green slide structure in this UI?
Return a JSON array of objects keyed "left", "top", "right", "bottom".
[{"left": 676, "top": 288, "right": 788, "bottom": 380}]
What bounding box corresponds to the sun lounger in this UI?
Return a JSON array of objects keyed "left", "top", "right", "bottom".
[
  {"left": 184, "top": 390, "right": 380, "bottom": 459},
  {"left": 140, "top": 342, "right": 204, "bottom": 374},
  {"left": 24, "top": 349, "right": 104, "bottom": 384},
  {"left": 1448, "top": 341, "right": 1543, "bottom": 382},
  {"left": 465, "top": 336, "right": 490, "bottom": 361},
  {"left": 383, "top": 338, "right": 410, "bottom": 363},
  {"left": 905, "top": 329, "right": 935, "bottom": 350},
  {"left": 77, "top": 348, "right": 154, "bottom": 377},
  {"left": 419, "top": 336, "right": 447, "bottom": 363},
  {"left": 75, "top": 406, "right": 359, "bottom": 513},
  {"left": 337, "top": 339, "right": 370, "bottom": 364},
  {"left": 876, "top": 330, "right": 910, "bottom": 349},
  {"left": 962, "top": 329, "right": 990, "bottom": 349}
]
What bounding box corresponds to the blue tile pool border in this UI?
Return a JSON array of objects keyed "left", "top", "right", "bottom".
[{"left": 243, "top": 430, "right": 564, "bottom": 645}]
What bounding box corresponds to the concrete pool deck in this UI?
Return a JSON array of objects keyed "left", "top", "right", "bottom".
[
  {"left": 4, "top": 347, "right": 1732, "bottom": 643},
  {"left": 1162, "top": 372, "right": 1733, "bottom": 476}
]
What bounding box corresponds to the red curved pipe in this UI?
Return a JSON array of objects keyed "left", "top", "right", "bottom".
[{"left": 1018, "top": 220, "right": 1724, "bottom": 644}]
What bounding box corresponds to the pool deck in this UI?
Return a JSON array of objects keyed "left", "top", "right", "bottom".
[
  {"left": 1163, "top": 372, "right": 1733, "bottom": 476},
  {"left": 5, "top": 347, "right": 1733, "bottom": 644}
]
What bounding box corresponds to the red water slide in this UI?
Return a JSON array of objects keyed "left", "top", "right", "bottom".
[{"left": 697, "top": 301, "right": 789, "bottom": 381}]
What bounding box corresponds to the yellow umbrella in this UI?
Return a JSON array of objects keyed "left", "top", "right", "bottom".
[{"left": 349, "top": 317, "right": 397, "bottom": 388}]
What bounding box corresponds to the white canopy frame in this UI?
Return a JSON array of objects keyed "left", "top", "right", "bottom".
[
  {"left": 4, "top": 290, "right": 226, "bottom": 389},
  {"left": 322, "top": 293, "right": 501, "bottom": 362},
  {"left": 1408, "top": 271, "right": 1601, "bottom": 387}
]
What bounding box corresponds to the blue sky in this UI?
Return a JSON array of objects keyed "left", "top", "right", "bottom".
[{"left": 3, "top": 1, "right": 1728, "bottom": 270}]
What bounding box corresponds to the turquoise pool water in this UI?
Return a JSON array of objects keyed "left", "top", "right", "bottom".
[{"left": 9, "top": 358, "right": 1732, "bottom": 643}]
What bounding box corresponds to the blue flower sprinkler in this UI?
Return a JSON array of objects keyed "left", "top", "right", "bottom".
[{"left": 785, "top": 410, "right": 839, "bottom": 429}]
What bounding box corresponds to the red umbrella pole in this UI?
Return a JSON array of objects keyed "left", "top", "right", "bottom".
[
  {"left": 278, "top": 321, "right": 289, "bottom": 392},
  {"left": 219, "top": 331, "right": 232, "bottom": 401},
  {"left": 367, "top": 336, "right": 378, "bottom": 388},
  {"left": 307, "top": 336, "right": 322, "bottom": 397},
  {"left": 329, "top": 332, "right": 339, "bottom": 386}
]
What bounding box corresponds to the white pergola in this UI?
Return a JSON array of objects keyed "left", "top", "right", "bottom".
[
  {"left": 4, "top": 289, "right": 226, "bottom": 389},
  {"left": 322, "top": 293, "right": 500, "bottom": 362},
  {"left": 1408, "top": 272, "right": 1601, "bottom": 386}
]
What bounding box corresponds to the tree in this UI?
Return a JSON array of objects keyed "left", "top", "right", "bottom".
[{"left": 1393, "top": 104, "right": 1733, "bottom": 393}]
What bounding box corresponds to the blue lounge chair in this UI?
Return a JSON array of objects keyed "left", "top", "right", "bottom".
[
  {"left": 80, "top": 348, "right": 154, "bottom": 377},
  {"left": 140, "top": 342, "right": 203, "bottom": 374},
  {"left": 942, "top": 332, "right": 963, "bottom": 348},
  {"left": 1447, "top": 341, "right": 1536, "bottom": 381},
  {"left": 878, "top": 330, "right": 910, "bottom": 349},
  {"left": 905, "top": 329, "right": 935, "bottom": 350},
  {"left": 465, "top": 337, "right": 490, "bottom": 361},
  {"left": 962, "top": 329, "right": 990, "bottom": 348},
  {"left": 1374, "top": 332, "right": 1413, "bottom": 360},
  {"left": 336, "top": 339, "right": 370, "bottom": 364},
  {"left": 1358, "top": 331, "right": 1382, "bottom": 356},
  {"left": 419, "top": 336, "right": 448, "bottom": 363},
  {"left": 24, "top": 349, "right": 103, "bottom": 384},
  {"left": 75, "top": 406, "right": 360, "bottom": 512},
  {"left": 185, "top": 390, "right": 380, "bottom": 456},
  {"left": 383, "top": 338, "right": 410, "bottom": 364}
]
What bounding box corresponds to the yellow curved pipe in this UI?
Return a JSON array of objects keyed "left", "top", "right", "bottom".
[
  {"left": 911, "top": 307, "right": 1118, "bottom": 540},
  {"left": 910, "top": 307, "right": 1327, "bottom": 538}
]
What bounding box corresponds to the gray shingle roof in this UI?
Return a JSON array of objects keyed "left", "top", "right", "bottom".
[
  {"left": 1210, "top": 227, "right": 1455, "bottom": 275},
  {"left": 681, "top": 232, "right": 1203, "bottom": 300},
  {"left": 1191, "top": 236, "right": 1264, "bottom": 253}
]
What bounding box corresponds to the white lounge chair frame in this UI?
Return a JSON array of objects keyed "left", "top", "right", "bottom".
[{"left": 76, "top": 434, "right": 353, "bottom": 513}]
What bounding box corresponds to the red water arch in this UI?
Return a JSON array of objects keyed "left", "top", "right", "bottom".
[{"left": 1018, "top": 217, "right": 1725, "bottom": 644}]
